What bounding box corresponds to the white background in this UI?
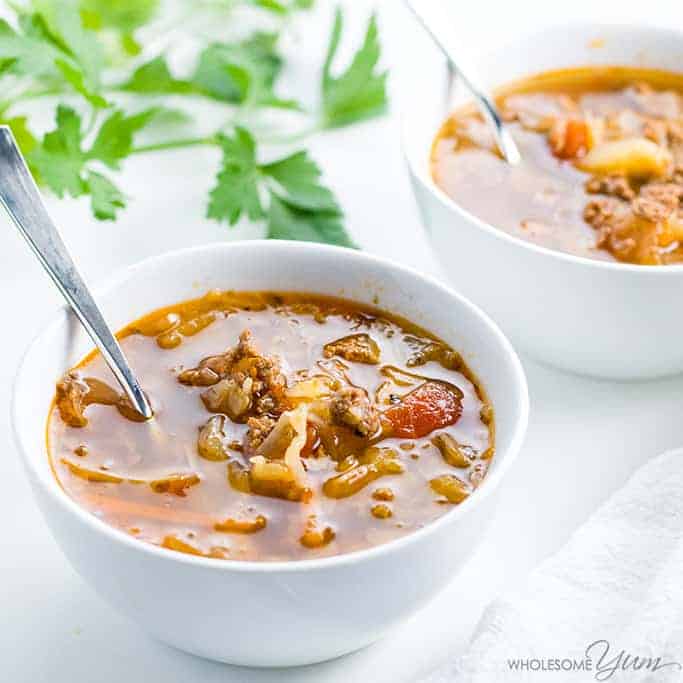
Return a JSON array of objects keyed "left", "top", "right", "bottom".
[{"left": 2, "top": 0, "right": 683, "bottom": 681}]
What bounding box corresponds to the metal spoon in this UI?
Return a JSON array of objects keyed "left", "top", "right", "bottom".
[
  {"left": 0, "top": 126, "right": 153, "bottom": 420},
  {"left": 405, "top": 0, "right": 521, "bottom": 165}
]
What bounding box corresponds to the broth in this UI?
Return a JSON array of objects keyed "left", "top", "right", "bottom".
[
  {"left": 47, "top": 291, "right": 494, "bottom": 561},
  {"left": 432, "top": 67, "right": 683, "bottom": 265}
]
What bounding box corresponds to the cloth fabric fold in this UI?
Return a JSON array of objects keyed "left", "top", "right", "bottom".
[{"left": 422, "top": 448, "right": 683, "bottom": 682}]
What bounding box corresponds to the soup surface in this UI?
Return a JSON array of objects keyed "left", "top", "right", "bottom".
[
  {"left": 432, "top": 67, "right": 683, "bottom": 265},
  {"left": 48, "top": 291, "right": 493, "bottom": 561}
]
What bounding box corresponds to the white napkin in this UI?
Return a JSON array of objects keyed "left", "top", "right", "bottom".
[{"left": 422, "top": 448, "right": 683, "bottom": 683}]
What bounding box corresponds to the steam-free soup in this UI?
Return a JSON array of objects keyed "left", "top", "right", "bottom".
[
  {"left": 48, "top": 291, "right": 494, "bottom": 561},
  {"left": 432, "top": 67, "right": 683, "bottom": 265}
]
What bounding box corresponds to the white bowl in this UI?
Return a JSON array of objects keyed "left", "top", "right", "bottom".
[
  {"left": 403, "top": 23, "right": 683, "bottom": 380},
  {"left": 11, "top": 241, "right": 528, "bottom": 666}
]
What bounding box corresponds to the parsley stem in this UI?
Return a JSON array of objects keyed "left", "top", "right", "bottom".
[
  {"left": 129, "top": 136, "right": 219, "bottom": 155},
  {"left": 83, "top": 108, "right": 99, "bottom": 138},
  {"left": 258, "top": 123, "right": 322, "bottom": 145}
]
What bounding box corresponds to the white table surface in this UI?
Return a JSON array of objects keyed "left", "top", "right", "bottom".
[{"left": 3, "top": 1, "right": 683, "bottom": 680}]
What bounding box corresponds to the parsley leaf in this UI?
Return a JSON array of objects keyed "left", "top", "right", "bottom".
[
  {"left": 87, "top": 170, "right": 126, "bottom": 220},
  {"left": 88, "top": 108, "right": 159, "bottom": 169},
  {"left": 123, "top": 34, "right": 295, "bottom": 108},
  {"left": 79, "top": 0, "right": 159, "bottom": 56},
  {"left": 0, "top": 1, "right": 384, "bottom": 245},
  {"left": 261, "top": 151, "right": 339, "bottom": 212},
  {"left": 55, "top": 58, "right": 109, "bottom": 108},
  {"left": 0, "top": 4, "right": 107, "bottom": 106},
  {"left": 79, "top": 0, "right": 159, "bottom": 33},
  {"left": 250, "top": 0, "right": 314, "bottom": 13},
  {"left": 208, "top": 127, "right": 355, "bottom": 247},
  {"left": 321, "top": 9, "right": 388, "bottom": 128},
  {"left": 207, "top": 128, "right": 264, "bottom": 224},
  {"left": 121, "top": 56, "right": 194, "bottom": 95},
  {"left": 0, "top": 16, "right": 62, "bottom": 77},
  {"left": 193, "top": 33, "right": 295, "bottom": 108},
  {"left": 28, "top": 104, "right": 86, "bottom": 197},
  {"left": 267, "top": 195, "right": 355, "bottom": 247},
  {"left": 29, "top": 104, "right": 157, "bottom": 217},
  {"left": 250, "top": 0, "right": 289, "bottom": 13},
  {"left": 32, "top": 0, "right": 105, "bottom": 96}
]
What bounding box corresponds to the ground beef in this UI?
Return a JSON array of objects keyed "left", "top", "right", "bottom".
[
  {"left": 178, "top": 330, "right": 262, "bottom": 386},
  {"left": 329, "top": 387, "right": 380, "bottom": 437},
  {"left": 585, "top": 173, "right": 635, "bottom": 201},
  {"left": 323, "top": 333, "right": 381, "bottom": 365},
  {"left": 403, "top": 335, "right": 462, "bottom": 370},
  {"left": 583, "top": 197, "right": 629, "bottom": 230},
  {"left": 179, "top": 330, "right": 288, "bottom": 420},
  {"left": 55, "top": 372, "right": 90, "bottom": 428},
  {"left": 243, "top": 415, "right": 277, "bottom": 455},
  {"left": 583, "top": 197, "right": 641, "bottom": 261},
  {"left": 632, "top": 183, "right": 682, "bottom": 222}
]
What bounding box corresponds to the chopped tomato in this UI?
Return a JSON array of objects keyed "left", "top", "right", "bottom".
[{"left": 383, "top": 381, "right": 463, "bottom": 439}]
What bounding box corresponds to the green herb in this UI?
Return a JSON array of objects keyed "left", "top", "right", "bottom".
[
  {"left": 120, "top": 56, "right": 193, "bottom": 95},
  {"left": 0, "top": 1, "right": 388, "bottom": 246},
  {"left": 321, "top": 9, "right": 387, "bottom": 128},
  {"left": 208, "top": 128, "right": 264, "bottom": 224},
  {"left": 208, "top": 127, "right": 352, "bottom": 246},
  {"left": 28, "top": 103, "right": 159, "bottom": 217},
  {"left": 87, "top": 170, "right": 126, "bottom": 220}
]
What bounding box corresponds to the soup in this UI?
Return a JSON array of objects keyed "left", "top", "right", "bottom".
[
  {"left": 47, "top": 291, "right": 494, "bottom": 561},
  {"left": 432, "top": 67, "right": 683, "bottom": 265}
]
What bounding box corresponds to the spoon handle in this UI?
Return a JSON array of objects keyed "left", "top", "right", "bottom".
[
  {"left": 405, "top": 0, "right": 521, "bottom": 165},
  {"left": 0, "top": 126, "right": 153, "bottom": 419}
]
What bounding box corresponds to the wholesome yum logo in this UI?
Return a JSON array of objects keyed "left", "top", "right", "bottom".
[{"left": 506, "top": 640, "right": 682, "bottom": 680}]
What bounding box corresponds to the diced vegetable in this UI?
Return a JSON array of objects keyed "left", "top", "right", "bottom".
[
  {"left": 577, "top": 138, "right": 672, "bottom": 178},
  {"left": 214, "top": 515, "right": 267, "bottom": 534},
  {"left": 161, "top": 535, "right": 204, "bottom": 556},
  {"left": 201, "top": 377, "right": 253, "bottom": 420},
  {"left": 249, "top": 457, "right": 308, "bottom": 501},
  {"left": 432, "top": 433, "right": 472, "bottom": 468},
  {"left": 149, "top": 473, "right": 200, "bottom": 496},
  {"left": 227, "top": 460, "right": 251, "bottom": 493},
  {"left": 551, "top": 119, "right": 590, "bottom": 159},
  {"left": 384, "top": 381, "right": 463, "bottom": 439},
  {"left": 430, "top": 474, "right": 470, "bottom": 504},
  {"left": 370, "top": 503, "right": 392, "bottom": 519},
  {"left": 197, "top": 415, "right": 232, "bottom": 461},
  {"left": 287, "top": 376, "right": 335, "bottom": 401},
  {"left": 234, "top": 405, "right": 312, "bottom": 502},
  {"left": 372, "top": 487, "right": 394, "bottom": 501},
  {"left": 299, "top": 515, "right": 335, "bottom": 548},
  {"left": 61, "top": 459, "right": 123, "bottom": 483},
  {"left": 323, "top": 447, "right": 403, "bottom": 498}
]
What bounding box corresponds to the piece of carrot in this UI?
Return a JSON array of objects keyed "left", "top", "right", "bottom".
[
  {"left": 81, "top": 492, "right": 215, "bottom": 527},
  {"left": 554, "top": 119, "right": 589, "bottom": 160}
]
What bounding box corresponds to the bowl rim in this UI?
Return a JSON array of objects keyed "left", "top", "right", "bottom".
[
  {"left": 401, "top": 20, "right": 683, "bottom": 276},
  {"left": 11, "top": 240, "right": 529, "bottom": 573}
]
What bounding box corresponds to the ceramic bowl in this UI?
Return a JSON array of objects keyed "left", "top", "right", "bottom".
[
  {"left": 403, "top": 23, "right": 683, "bottom": 379},
  {"left": 12, "top": 241, "right": 528, "bottom": 666}
]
